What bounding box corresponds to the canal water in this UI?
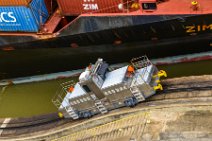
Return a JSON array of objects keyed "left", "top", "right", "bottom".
[
  {"left": 0, "top": 60, "right": 212, "bottom": 118},
  {"left": 0, "top": 78, "right": 77, "bottom": 118}
]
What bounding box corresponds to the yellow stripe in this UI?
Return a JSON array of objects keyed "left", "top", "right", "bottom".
[{"left": 52, "top": 112, "right": 148, "bottom": 141}]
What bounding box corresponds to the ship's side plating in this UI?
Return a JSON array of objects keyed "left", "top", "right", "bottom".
[
  {"left": 0, "top": 14, "right": 211, "bottom": 79},
  {"left": 0, "top": 0, "right": 211, "bottom": 79},
  {"left": 1, "top": 14, "right": 211, "bottom": 49},
  {"left": 52, "top": 56, "right": 167, "bottom": 119},
  {"left": 58, "top": 14, "right": 212, "bottom": 47}
]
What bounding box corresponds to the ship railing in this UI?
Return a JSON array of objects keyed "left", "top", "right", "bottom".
[
  {"left": 52, "top": 80, "right": 76, "bottom": 109},
  {"left": 130, "top": 55, "right": 152, "bottom": 84}
]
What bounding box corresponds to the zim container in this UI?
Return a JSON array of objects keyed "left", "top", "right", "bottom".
[
  {"left": 57, "top": 0, "right": 123, "bottom": 16},
  {"left": 0, "top": 0, "right": 49, "bottom": 32}
]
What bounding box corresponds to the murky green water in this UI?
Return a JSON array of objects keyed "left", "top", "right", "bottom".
[
  {"left": 158, "top": 60, "right": 212, "bottom": 78},
  {"left": 0, "top": 78, "right": 77, "bottom": 118},
  {"left": 0, "top": 60, "right": 212, "bottom": 118}
]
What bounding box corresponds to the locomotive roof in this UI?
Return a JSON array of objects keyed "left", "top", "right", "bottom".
[
  {"left": 134, "top": 65, "right": 153, "bottom": 85},
  {"left": 60, "top": 64, "right": 154, "bottom": 109},
  {"left": 60, "top": 92, "right": 72, "bottom": 109},
  {"left": 102, "top": 66, "right": 128, "bottom": 89},
  {"left": 60, "top": 83, "right": 86, "bottom": 108},
  {"left": 68, "top": 83, "right": 86, "bottom": 99}
]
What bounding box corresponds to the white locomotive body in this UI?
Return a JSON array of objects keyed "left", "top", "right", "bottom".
[{"left": 52, "top": 56, "right": 167, "bottom": 119}]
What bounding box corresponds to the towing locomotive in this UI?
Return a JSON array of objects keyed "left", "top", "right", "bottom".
[{"left": 52, "top": 56, "right": 167, "bottom": 119}]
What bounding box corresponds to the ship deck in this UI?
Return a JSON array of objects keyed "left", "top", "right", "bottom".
[{"left": 83, "top": 0, "right": 212, "bottom": 16}]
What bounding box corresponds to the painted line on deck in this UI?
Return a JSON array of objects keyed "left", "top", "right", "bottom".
[{"left": 0, "top": 118, "right": 11, "bottom": 136}]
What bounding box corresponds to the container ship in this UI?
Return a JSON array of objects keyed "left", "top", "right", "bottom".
[{"left": 0, "top": 0, "right": 211, "bottom": 79}]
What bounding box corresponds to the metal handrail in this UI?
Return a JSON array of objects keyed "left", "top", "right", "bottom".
[
  {"left": 52, "top": 80, "right": 76, "bottom": 109},
  {"left": 130, "top": 55, "right": 152, "bottom": 84}
]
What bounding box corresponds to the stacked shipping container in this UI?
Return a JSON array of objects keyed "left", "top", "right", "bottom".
[
  {"left": 0, "top": 0, "right": 49, "bottom": 32},
  {"left": 57, "top": 0, "right": 123, "bottom": 15},
  {"left": 0, "top": 0, "right": 32, "bottom": 5}
]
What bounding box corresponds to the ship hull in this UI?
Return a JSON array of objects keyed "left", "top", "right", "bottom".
[{"left": 0, "top": 14, "right": 211, "bottom": 79}]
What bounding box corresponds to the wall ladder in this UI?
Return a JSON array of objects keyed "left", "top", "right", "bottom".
[
  {"left": 66, "top": 106, "right": 79, "bottom": 119},
  {"left": 95, "top": 100, "right": 108, "bottom": 114},
  {"left": 130, "top": 86, "right": 145, "bottom": 102}
]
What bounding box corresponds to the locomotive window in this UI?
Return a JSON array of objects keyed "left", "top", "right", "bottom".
[
  {"left": 142, "top": 3, "right": 157, "bottom": 10},
  {"left": 115, "top": 88, "right": 120, "bottom": 92},
  {"left": 82, "top": 85, "right": 91, "bottom": 93},
  {"left": 120, "top": 87, "right": 123, "bottom": 91},
  {"left": 90, "top": 94, "right": 97, "bottom": 100},
  {"left": 87, "top": 97, "right": 91, "bottom": 101}
]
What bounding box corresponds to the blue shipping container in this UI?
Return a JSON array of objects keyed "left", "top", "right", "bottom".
[{"left": 0, "top": 0, "right": 49, "bottom": 32}]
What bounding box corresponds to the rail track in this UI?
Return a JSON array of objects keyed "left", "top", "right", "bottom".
[
  {"left": 161, "top": 80, "right": 212, "bottom": 93},
  {"left": 0, "top": 78, "right": 212, "bottom": 138}
]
